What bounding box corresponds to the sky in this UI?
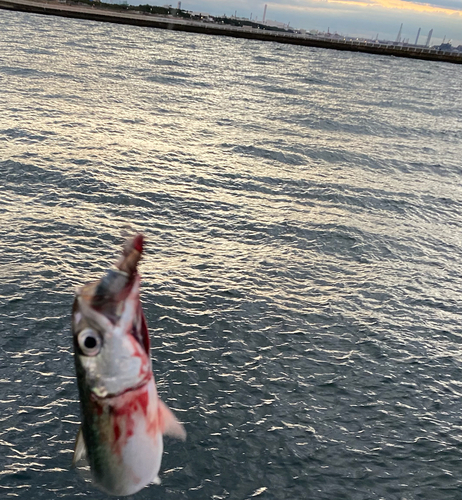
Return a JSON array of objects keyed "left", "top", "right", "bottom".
[{"left": 164, "top": 0, "right": 462, "bottom": 45}]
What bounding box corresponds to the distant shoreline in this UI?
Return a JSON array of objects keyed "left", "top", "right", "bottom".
[{"left": 1, "top": 0, "right": 462, "bottom": 65}]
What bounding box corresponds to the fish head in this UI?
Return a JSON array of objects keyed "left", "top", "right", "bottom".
[{"left": 72, "top": 234, "right": 152, "bottom": 399}]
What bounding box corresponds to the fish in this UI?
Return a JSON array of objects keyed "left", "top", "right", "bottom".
[{"left": 71, "top": 234, "right": 186, "bottom": 496}]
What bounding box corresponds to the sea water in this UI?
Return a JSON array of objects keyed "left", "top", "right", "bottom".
[{"left": 1, "top": 9, "right": 462, "bottom": 500}]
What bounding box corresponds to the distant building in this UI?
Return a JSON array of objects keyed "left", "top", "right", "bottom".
[
  {"left": 439, "top": 43, "right": 453, "bottom": 51},
  {"left": 265, "top": 19, "right": 288, "bottom": 29},
  {"left": 190, "top": 11, "right": 212, "bottom": 18},
  {"left": 425, "top": 29, "right": 433, "bottom": 47}
]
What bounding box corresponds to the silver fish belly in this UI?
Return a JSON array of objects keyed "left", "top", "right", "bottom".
[{"left": 71, "top": 234, "right": 186, "bottom": 496}]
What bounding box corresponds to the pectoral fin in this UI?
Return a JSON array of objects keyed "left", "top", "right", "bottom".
[
  {"left": 72, "top": 426, "right": 87, "bottom": 467},
  {"left": 159, "top": 400, "right": 187, "bottom": 441}
]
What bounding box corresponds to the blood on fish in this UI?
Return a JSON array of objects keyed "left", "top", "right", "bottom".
[
  {"left": 114, "top": 421, "right": 121, "bottom": 443},
  {"left": 107, "top": 385, "right": 154, "bottom": 456},
  {"left": 140, "top": 311, "right": 150, "bottom": 354},
  {"left": 132, "top": 234, "right": 144, "bottom": 253}
]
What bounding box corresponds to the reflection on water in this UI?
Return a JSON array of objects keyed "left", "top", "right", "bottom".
[{"left": 1, "top": 9, "right": 462, "bottom": 500}]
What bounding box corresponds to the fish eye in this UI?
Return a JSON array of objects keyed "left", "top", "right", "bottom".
[{"left": 77, "top": 328, "right": 102, "bottom": 356}]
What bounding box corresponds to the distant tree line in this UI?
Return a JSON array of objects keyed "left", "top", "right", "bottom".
[
  {"left": 136, "top": 4, "right": 191, "bottom": 17},
  {"left": 69, "top": 0, "right": 290, "bottom": 32}
]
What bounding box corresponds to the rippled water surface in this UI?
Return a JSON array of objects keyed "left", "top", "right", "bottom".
[{"left": 1, "top": 9, "right": 462, "bottom": 499}]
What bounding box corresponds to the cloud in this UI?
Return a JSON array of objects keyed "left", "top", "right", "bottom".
[
  {"left": 268, "top": 0, "right": 462, "bottom": 16},
  {"left": 400, "top": 0, "right": 462, "bottom": 10}
]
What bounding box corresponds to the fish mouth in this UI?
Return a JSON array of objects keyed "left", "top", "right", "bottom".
[
  {"left": 90, "top": 234, "right": 145, "bottom": 323},
  {"left": 73, "top": 233, "right": 150, "bottom": 354},
  {"left": 90, "top": 371, "right": 152, "bottom": 401}
]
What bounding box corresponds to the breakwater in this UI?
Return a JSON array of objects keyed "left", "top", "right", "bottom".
[{"left": 1, "top": 0, "right": 461, "bottom": 64}]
